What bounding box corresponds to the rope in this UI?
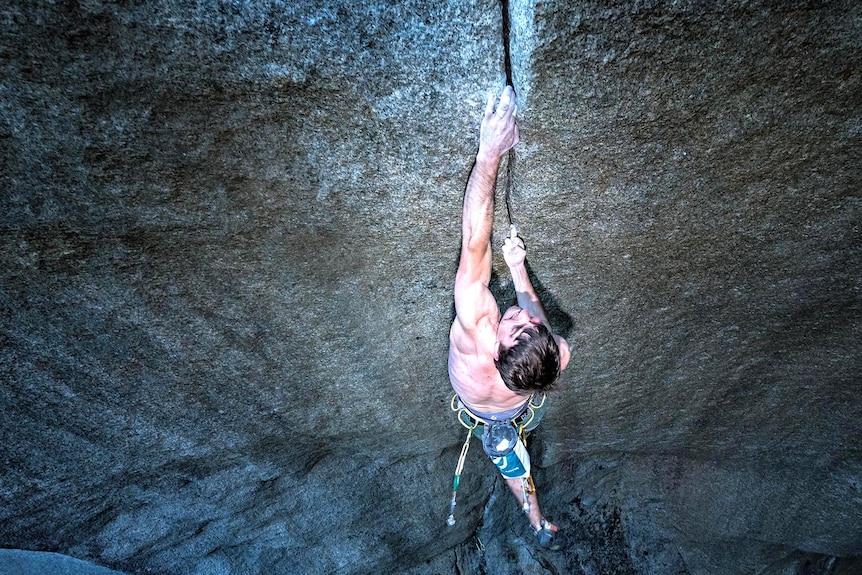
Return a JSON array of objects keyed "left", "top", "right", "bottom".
[{"left": 504, "top": 148, "right": 516, "bottom": 227}]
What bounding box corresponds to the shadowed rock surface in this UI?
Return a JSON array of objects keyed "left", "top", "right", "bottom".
[
  {"left": 1, "top": 1, "right": 860, "bottom": 574},
  {"left": 0, "top": 549, "right": 127, "bottom": 575}
]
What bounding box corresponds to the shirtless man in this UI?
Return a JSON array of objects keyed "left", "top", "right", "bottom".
[{"left": 448, "top": 85, "right": 571, "bottom": 549}]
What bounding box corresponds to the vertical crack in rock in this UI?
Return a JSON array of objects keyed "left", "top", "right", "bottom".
[
  {"left": 501, "top": 0, "right": 518, "bottom": 227},
  {"left": 501, "top": 0, "right": 514, "bottom": 88},
  {"left": 502, "top": 0, "right": 535, "bottom": 108},
  {"left": 500, "top": 0, "right": 535, "bottom": 227}
]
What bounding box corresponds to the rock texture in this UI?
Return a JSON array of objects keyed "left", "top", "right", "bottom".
[
  {"left": 497, "top": 1, "right": 862, "bottom": 573},
  {"left": 0, "top": 549, "right": 127, "bottom": 575},
  {"left": 1, "top": 1, "right": 860, "bottom": 574}
]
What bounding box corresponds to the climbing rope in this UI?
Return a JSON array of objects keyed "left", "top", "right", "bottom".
[{"left": 505, "top": 148, "right": 517, "bottom": 229}]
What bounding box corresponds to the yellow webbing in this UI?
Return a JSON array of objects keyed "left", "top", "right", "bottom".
[
  {"left": 454, "top": 419, "right": 475, "bottom": 477},
  {"left": 447, "top": 400, "right": 479, "bottom": 526}
]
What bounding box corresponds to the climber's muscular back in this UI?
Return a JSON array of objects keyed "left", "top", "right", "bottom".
[{"left": 448, "top": 279, "right": 527, "bottom": 414}]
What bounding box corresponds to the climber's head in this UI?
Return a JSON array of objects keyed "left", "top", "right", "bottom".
[{"left": 494, "top": 306, "right": 561, "bottom": 396}]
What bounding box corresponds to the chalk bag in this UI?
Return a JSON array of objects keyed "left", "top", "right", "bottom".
[{"left": 482, "top": 420, "right": 531, "bottom": 479}]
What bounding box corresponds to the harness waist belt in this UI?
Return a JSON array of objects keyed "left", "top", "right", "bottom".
[{"left": 455, "top": 395, "right": 533, "bottom": 425}]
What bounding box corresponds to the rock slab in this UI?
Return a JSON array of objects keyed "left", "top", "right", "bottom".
[
  {"left": 1, "top": 1, "right": 860, "bottom": 574},
  {"left": 0, "top": 549, "right": 128, "bottom": 575}
]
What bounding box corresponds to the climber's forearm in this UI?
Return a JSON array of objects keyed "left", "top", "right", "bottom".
[{"left": 508, "top": 261, "right": 551, "bottom": 327}]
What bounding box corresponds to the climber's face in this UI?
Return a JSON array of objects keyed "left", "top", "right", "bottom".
[{"left": 495, "top": 306, "right": 542, "bottom": 353}]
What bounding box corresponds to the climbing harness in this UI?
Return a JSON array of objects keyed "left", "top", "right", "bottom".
[{"left": 446, "top": 393, "right": 546, "bottom": 526}]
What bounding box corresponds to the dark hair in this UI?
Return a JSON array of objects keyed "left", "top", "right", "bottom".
[{"left": 494, "top": 323, "right": 561, "bottom": 396}]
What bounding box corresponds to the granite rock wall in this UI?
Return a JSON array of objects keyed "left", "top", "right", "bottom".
[{"left": 1, "top": 1, "right": 860, "bottom": 574}]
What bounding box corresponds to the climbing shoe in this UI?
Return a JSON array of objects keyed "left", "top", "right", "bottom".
[{"left": 534, "top": 519, "right": 567, "bottom": 551}]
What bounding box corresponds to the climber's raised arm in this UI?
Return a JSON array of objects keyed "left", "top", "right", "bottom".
[{"left": 453, "top": 86, "right": 519, "bottom": 329}]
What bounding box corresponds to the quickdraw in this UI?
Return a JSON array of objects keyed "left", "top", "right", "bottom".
[{"left": 446, "top": 412, "right": 477, "bottom": 526}]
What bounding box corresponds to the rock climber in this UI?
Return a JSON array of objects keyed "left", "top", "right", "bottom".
[{"left": 448, "top": 85, "right": 571, "bottom": 550}]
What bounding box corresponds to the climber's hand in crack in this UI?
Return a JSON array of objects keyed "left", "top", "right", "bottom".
[{"left": 477, "top": 85, "right": 519, "bottom": 164}]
